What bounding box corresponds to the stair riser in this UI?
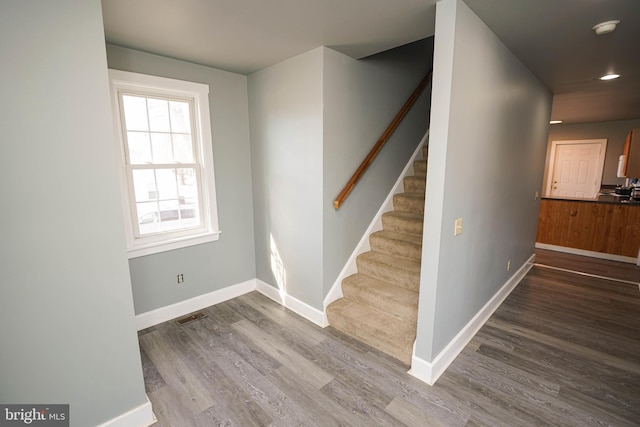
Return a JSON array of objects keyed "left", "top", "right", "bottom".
[
  {"left": 356, "top": 257, "right": 420, "bottom": 291},
  {"left": 403, "top": 175, "right": 426, "bottom": 193},
  {"left": 342, "top": 284, "right": 417, "bottom": 323},
  {"left": 326, "top": 308, "right": 413, "bottom": 365},
  {"left": 370, "top": 234, "right": 422, "bottom": 261},
  {"left": 393, "top": 193, "right": 424, "bottom": 214},
  {"left": 381, "top": 214, "right": 423, "bottom": 235},
  {"left": 413, "top": 160, "right": 427, "bottom": 176}
]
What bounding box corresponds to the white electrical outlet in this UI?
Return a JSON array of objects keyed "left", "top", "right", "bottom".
[
  {"left": 454, "top": 218, "right": 463, "bottom": 236},
  {"left": 535, "top": 191, "right": 539, "bottom": 200},
  {"left": 507, "top": 260, "right": 511, "bottom": 271},
  {"left": 177, "top": 274, "right": 184, "bottom": 284}
]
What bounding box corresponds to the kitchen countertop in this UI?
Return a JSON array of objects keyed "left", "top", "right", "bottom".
[{"left": 542, "top": 193, "right": 640, "bottom": 205}]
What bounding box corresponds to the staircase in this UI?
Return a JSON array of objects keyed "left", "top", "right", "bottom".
[{"left": 326, "top": 145, "right": 427, "bottom": 365}]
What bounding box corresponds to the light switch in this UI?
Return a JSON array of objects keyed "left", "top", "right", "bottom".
[{"left": 454, "top": 218, "right": 463, "bottom": 236}]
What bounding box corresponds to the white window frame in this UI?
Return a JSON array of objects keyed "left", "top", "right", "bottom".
[{"left": 109, "top": 69, "right": 220, "bottom": 258}]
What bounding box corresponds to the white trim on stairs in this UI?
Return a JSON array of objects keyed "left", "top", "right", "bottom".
[
  {"left": 409, "top": 253, "right": 535, "bottom": 385},
  {"left": 257, "top": 279, "right": 328, "bottom": 327},
  {"left": 134, "top": 279, "right": 256, "bottom": 331},
  {"left": 96, "top": 396, "right": 156, "bottom": 427},
  {"left": 323, "top": 130, "right": 430, "bottom": 309}
]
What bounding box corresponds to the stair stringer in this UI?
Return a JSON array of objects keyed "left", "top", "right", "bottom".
[{"left": 323, "top": 130, "right": 430, "bottom": 310}]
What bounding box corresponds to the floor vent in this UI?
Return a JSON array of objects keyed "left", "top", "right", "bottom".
[{"left": 176, "top": 312, "right": 207, "bottom": 326}]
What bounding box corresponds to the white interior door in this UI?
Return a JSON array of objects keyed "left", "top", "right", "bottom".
[{"left": 547, "top": 139, "right": 607, "bottom": 199}]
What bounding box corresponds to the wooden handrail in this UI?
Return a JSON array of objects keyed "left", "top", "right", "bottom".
[{"left": 333, "top": 71, "right": 433, "bottom": 209}]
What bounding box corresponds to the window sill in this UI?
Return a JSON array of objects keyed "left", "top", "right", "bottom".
[{"left": 127, "top": 230, "right": 221, "bottom": 259}]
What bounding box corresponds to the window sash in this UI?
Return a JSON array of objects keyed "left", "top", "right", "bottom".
[
  {"left": 116, "top": 91, "right": 206, "bottom": 241},
  {"left": 109, "top": 69, "right": 220, "bottom": 257},
  {"left": 125, "top": 164, "right": 206, "bottom": 239},
  {"left": 117, "top": 91, "right": 198, "bottom": 167}
]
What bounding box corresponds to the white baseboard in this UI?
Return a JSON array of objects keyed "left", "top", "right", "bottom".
[
  {"left": 409, "top": 253, "right": 535, "bottom": 385},
  {"left": 97, "top": 396, "right": 156, "bottom": 427},
  {"left": 408, "top": 350, "right": 436, "bottom": 385},
  {"left": 535, "top": 243, "right": 637, "bottom": 264},
  {"left": 323, "top": 130, "right": 430, "bottom": 309},
  {"left": 135, "top": 279, "right": 256, "bottom": 331},
  {"left": 135, "top": 277, "right": 328, "bottom": 331},
  {"left": 256, "top": 279, "right": 328, "bottom": 327}
]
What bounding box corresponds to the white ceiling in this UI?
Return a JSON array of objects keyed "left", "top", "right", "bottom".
[
  {"left": 101, "top": 0, "right": 437, "bottom": 75},
  {"left": 464, "top": 0, "right": 640, "bottom": 125},
  {"left": 102, "top": 0, "right": 640, "bottom": 125}
]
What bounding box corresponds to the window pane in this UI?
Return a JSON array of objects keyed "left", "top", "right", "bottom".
[
  {"left": 141, "top": 200, "right": 198, "bottom": 233},
  {"left": 132, "top": 168, "right": 201, "bottom": 234},
  {"left": 122, "top": 95, "right": 148, "bottom": 131},
  {"left": 147, "top": 98, "right": 170, "bottom": 132},
  {"left": 156, "top": 169, "right": 178, "bottom": 199},
  {"left": 177, "top": 168, "right": 198, "bottom": 200},
  {"left": 169, "top": 101, "right": 191, "bottom": 133},
  {"left": 132, "top": 169, "right": 157, "bottom": 202},
  {"left": 126, "top": 132, "right": 152, "bottom": 164},
  {"left": 137, "top": 201, "right": 160, "bottom": 235},
  {"left": 151, "top": 133, "right": 173, "bottom": 163},
  {"left": 137, "top": 202, "right": 159, "bottom": 222},
  {"left": 181, "top": 197, "right": 200, "bottom": 225},
  {"left": 158, "top": 200, "right": 180, "bottom": 222},
  {"left": 173, "top": 133, "right": 194, "bottom": 163},
  {"left": 178, "top": 169, "right": 200, "bottom": 228}
]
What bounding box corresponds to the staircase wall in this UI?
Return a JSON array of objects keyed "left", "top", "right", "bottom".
[
  {"left": 249, "top": 48, "right": 325, "bottom": 310},
  {"left": 416, "top": 0, "right": 552, "bottom": 368},
  {"left": 249, "top": 42, "right": 433, "bottom": 311},
  {"left": 322, "top": 39, "right": 434, "bottom": 297}
]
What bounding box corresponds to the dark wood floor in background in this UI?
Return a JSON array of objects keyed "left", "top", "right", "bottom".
[
  {"left": 139, "top": 254, "right": 640, "bottom": 426},
  {"left": 535, "top": 247, "right": 640, "bottom": 284}
]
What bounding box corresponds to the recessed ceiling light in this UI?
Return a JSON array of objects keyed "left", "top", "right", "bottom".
[
  {"left": 600, "top": 73, "right": 620, "bottom": 81},
  {"left": 550, "top": 120, "right": 562, "bottom": 124},
  {"left": 593, "top": 20, "right": 620, "bottom": 35}
]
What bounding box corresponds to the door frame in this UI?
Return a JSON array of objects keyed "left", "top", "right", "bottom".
[{"left": 545, "top": 138, "right": 608, "bottom": 198}]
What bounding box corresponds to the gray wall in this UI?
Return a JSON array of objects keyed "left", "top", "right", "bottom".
[
  {"left": 248, "top": 48, "right": 325, "bottom": 309},
  {"left": 0, "top": 1, "right": 148, "bottom": 425},
  {"left": 416, "top": 0, "right": 551, "bottom": 360},
  {"left": 322, "top": 39, "right": 433, "bottom": 295},
  {"left": 545, "top": 118, "right": 640, "bottom": 186},
  {"left": 249, "top": 42, "right": 433, "bottom": 309},
  {"left": 106, "top": 45, "right": 256, "bottom": 314}
]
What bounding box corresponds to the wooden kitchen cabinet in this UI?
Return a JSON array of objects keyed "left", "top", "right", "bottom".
[
  {"left": 537, "top": 198, "right": 640, "bottom": 257},
  {"left": 623, "top": 128, "right": 640, "bottom": 178}
]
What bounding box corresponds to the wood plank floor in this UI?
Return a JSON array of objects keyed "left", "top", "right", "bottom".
[
  {"left": 534, "top": 247, "right": 640, "bottom": 284},
  {"left": 139, "top": 253, "right": 640, "bottom": 426}
]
